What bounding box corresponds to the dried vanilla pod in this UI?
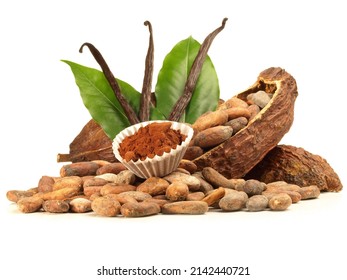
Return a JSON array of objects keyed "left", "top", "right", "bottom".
[
  {"left": 192, "top": 67, "right": 298, "bottom": 178},
  {"left": 245, "top": 145, "right": 343, "bottom": 192}
]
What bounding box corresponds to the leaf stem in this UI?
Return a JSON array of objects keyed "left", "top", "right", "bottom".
[
  {"left": 79, "top": 43, "right": 140, "bottom": 125},
  {"left": 139, "top": 21, "right": 154, "bottom": 122},
  {"left": 168, "top": 18, "right": 228, "bottom": 121}
]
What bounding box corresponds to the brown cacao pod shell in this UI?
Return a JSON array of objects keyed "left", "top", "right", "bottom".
[
  {"left": 245, "top": 145, "right": 343, "bottom": 192},
  {"left": 192, "top": 67, "right": 298, "bottom": 178},
  {"left": 57, "top": 119, "right": 117, "bottom": 163}
]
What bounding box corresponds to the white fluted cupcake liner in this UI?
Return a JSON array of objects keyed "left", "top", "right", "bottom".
[{"left": 112, "top": 120, "right": 194, "bottom": 179}]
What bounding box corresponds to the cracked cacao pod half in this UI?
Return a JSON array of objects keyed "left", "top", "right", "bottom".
[
  {"left": 245, "top": 145, "right": 343, "bottom": 192},
  {"left": 192, "top": 67, "right": 298, "bottom": 178}
]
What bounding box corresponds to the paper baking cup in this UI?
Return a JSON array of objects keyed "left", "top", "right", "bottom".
[{"left": 112, "top": 121, "right": 194, "bottom": 179}]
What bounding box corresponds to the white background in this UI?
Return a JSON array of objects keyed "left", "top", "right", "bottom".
[{"left": 0, "top": 0, "right": 346, "bottom": 279}]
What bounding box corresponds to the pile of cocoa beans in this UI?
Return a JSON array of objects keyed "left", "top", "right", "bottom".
[
  {"left": 185, "top": 90, "right": 271, "bottom": 160},
  {"left": 6, "top": 160, "right": 320, "bottom": 217}
]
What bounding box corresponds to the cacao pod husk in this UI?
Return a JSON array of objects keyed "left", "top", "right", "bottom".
[
  {"left": 192, "top": 67, "right": 298, "bottom": 178},
  {"left": 245, "top": 145, "right": 343, "bottom": 192},
  {"left": 57, "top": 119, "right": 116, "bottom": 163}
]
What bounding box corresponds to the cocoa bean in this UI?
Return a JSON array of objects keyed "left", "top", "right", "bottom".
[
  {"left": 38, "top": 176, "right": 55, "bottom": 193},
  {"left": 144, "top": 198, "right": 170, "bottom": 207},
  {"left": 136, "top": 177, "right": 169, "bottom": 196},
  {"left": 89, "top": 193, "right": 102, "bottom": 201},
  {"left": 201, "top": 187, "right": 225, "bottom": 206},
  {"left": 242, "top": 179, "right": 266, "bottom": 197},
  {"left": 152, "top": 194, "right": 167, "bottom": 200},
  {"left": 121, "top": 202, "right": 160, "bottom": 217},
  {"left": 192, "top": 172, "right": 214, "bottom": 194},
  {"left": 224, "top": 107, "right": 251, "bottom": 120},
  {"left": 218, "top": 96, "right": 249, "bottom": 110},
  {"left": 193, "top": 126, "right": 233, "bottom": 148},
  {"left": 43, "top": 200, "right": 70, "bottom": 213},
  {"left": 186, "top": 192, "right": 205, "bottom": 201},
  {"left": 92, "top": 160, "right": 111, "bottom": 167},
  {"left": 113, "top": 170, "right": 136, "bottom": 185},
  {"left": 83, "top": 186, "right": 103, "bottom": 197},
  {"left": 35, "top": 187, "right": 81, "bottom": 201},
  {"left": 162, "top": 201, "right": 209, "bottom": 214},
  {"left": 268, "top": 193, "right": 292, "bottom": 211},
  {"left": 83, "top": 177, "right": 108, "bottom": 188},
  {"left": 69, "top": 198, "right": 92, "bottom": 213},
  {"left": 266, "top": 181, "right": 288, "bottom": 188},
  {"left": 62, "top": 194, "right": 89, "bottom": 203},
  {"left": 225, "top": 117, "right": 248, "bottom": 134},
  {"left": 178, "top": 160, "right": 197, "bottom": 174},
  {"left": 17, "top": 197, "right": 43, "bottom": 213},
  {"left": 219, "top": 191, "right": 248, "bottom": 211},
  {"left": 246, "top": 195, "right": 268, "bottom": 212},
  {"left": 202, "top": 167, "right": 234, "bottom": 189},
  {"left": 266, "top": 182, "right": 301, "bottom": 193},
  {"left": 192, "top": 110, "right": 229, "bottom": 132},
  {"left": 230, "top": 179, "right": 246, "bottom": 190},
  {"left": 100, "top": 183, "right": 136, "bottom": 196},
  {"left": 247, "top": 104, "right": 261, "bottom": 120},
  {"left": 115, "top": 194, "right": 138, "bottom": 204},
  {"left": 6, "top": 189, "right": 37, "bottom": 203},
  {"left": 91, "top": 196, "right": 121, "bottom": 217},
  {"left": 116, "top": 191, "right": 151, "bottom": 202},
  {"left": 175, "top": 168, "right": 191, "bottom": 175},
  {"left": 166, "top": 182, "right": 189, "bottom": 201},
  {"left": 299, "top": 185, "right": 320, "bottom": 199},
  {"left": 262, "top": 190, "right": 301, "bottom": 203},
  {"left": 53, "top": 176, "right": 83, "bottom": 191},
  {"left": 164, "top": 171, "right": 200, "bottom": 191},
  {"left": 183, "top": 146, "right": 204, "bottom": 160},
  {"left": 60, "top": 162, "right": 100, "bottom": 177},
  {"left": 283, "top": 191, "right": 302, "bottom": 203},
  {"left": 81, "top": 175, "right": 95, "bottom": 184},
  {"left": 224, "top": 188, "right": 240, "bottom": 196},
  {"left": 247, "top": 90, "right": 271, "bottom": 108},
  {"left": 96, "top": 162, "right": 127, "bottom": 175},
  {"left": 95, "top": 173, "right": 118, "bottom": 182}
]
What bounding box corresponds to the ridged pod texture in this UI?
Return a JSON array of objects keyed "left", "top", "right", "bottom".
[{"left": 246, "top": 145, "right": 343, "bottom": 192}]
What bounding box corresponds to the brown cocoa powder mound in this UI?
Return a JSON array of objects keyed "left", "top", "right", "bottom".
[{"left": 119, "top": 122, "right": 187, "bottom": 162}]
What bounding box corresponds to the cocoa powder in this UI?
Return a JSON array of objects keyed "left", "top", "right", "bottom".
[{"left": 118, "top": 122, "right": 187, "bottom": 162}]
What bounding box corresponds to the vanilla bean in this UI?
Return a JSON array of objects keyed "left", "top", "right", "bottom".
[
  {"left": 139, "top": 21, "right": 154, "bottom": 122},
  {"left": 168, "top": 18, "right": 228, "bottom": 121},
  {"left": 79, "top": 43, "right": 139, "bottom": 125}
]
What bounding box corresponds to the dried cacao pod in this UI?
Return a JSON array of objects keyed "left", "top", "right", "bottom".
[
  {"left": 193, "top": 67, "right": 298, "bottom": 178},
  {"left": 57, "top": 119, "right": 116, "bottom": 163},
  {"left": 245, "top": 145, "right": 343, "bottom": 192}
]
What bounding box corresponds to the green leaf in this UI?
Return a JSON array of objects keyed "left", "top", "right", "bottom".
[
  {"left": 150, "top": 106, "right": 166, "bottom": 120},
  {"left": 155, "top": 36, "right": 220, "bottom": 123},
  {"left": 62, "top": 60, "right": 141, "bottom": 139}
]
